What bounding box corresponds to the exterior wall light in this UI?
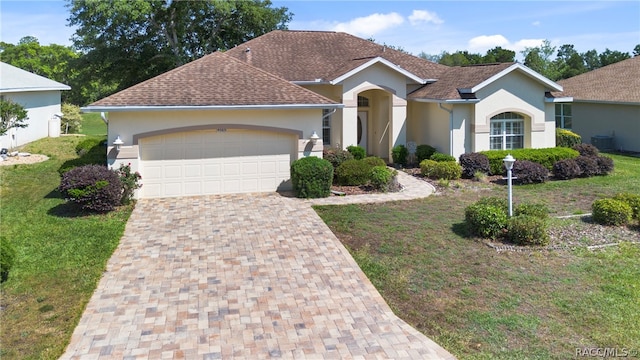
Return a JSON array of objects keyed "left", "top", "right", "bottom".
[
  {"left": 503, "top": 154, "right": 516, "bottom": 217},
  {"left": 310, "top": 131, "right": 320, "bottom": 145},
  {"left": 113, "top": 136, "right": 124, "bottom": 152}
]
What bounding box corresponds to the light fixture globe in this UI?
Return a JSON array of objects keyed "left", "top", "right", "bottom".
[
  {"left": 503, "top": 154, "right": 515, "bottom": 171},
  {"left": 309, "top": 131, "right": 320, "bottom": 145},
  {"left": 113, "top": 136, "right": 124, "bottom": 152}
]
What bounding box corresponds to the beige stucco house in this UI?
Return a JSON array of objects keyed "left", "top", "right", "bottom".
[
  {"left": 551, "top": 56, "right": 640, "bottom": 153},
  {"left": 84, "top": 30, "right": 563, "bottom": 198},
  {"left": 0, "top": 62, "right": 70, "bottom": 150}
]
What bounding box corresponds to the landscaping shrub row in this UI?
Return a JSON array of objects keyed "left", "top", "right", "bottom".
[
  {"left": 480, "top": 147, "right": 579, "bottom": 175},
  {"left": 552, "top": 144, "right": 614, "bottom": 179},
  {"left": 555, "top": 128, "right": 582, "bottom": 148},
  {"left": 591, "top": 193, "right": 640, "bottom": 226}
]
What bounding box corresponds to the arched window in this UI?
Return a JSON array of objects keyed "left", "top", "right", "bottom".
[
  {"left": 357, "top": 95, "right": 369, "bottom": 107},
  {"left": 490, "top": 112, "right": 524, "bottom": 150}
]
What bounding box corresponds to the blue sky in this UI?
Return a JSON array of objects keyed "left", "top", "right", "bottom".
[{"left": 1, "top": 0, "right": 638, "bottom": 59}]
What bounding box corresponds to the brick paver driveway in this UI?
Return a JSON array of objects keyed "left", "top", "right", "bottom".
[{"left": 62, "top": 191, "right": 454, "bottom": 359}]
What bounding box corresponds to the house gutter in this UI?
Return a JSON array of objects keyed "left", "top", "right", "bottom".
[
  {"left": 438, "top": 103, "right": 454, "bottom": 155},
  {"left": 81, "top": 103, "right": 344, "bottom": 113}
]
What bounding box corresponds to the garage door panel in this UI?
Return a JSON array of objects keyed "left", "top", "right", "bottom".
[{"left": 140, "top": 129, "right": 294, "bottom": 198}]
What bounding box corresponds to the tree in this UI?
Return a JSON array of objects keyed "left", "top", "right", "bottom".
[
  {"left": 521, "top": 40, "right": 560, "bottom": 80},
  {"left": 0, "top": 99, "right": 29, "bottom": 136},
  {"left": 438, "top": 50, "right": 482, "bottom": 66},
  {"left": 482, "top": 47, "right": 515, "bottom": 63},
  {"left": 582, "top": 49, "right": 601, "bottom": 71},
  {"left": 634, "top": 44, "right": 640, "bottom": 57},
  {"left": 554, "top": 44, "right": 585, "bottom": 79},
  {"left": 60, "top": 103, "right": 83, "bottom": 134},
  {"left": 418, "top": 51, "right": 441, "bottom": 63},
  {"left": 599, "top": 48, "right": 630, "bottom": 67},
  {"left": 67, "top": 0, "right": 292, "bottom": 98}
]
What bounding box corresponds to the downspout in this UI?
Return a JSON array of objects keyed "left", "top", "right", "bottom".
[
  {"left": 322, "top": 108, "right": 336, "bottom": 146},
  {"left": 438, "top": 103, "right": 454, "bottom": 155},
  {"left": 100, "top": 112, "right": 108, "bottom": 125}
]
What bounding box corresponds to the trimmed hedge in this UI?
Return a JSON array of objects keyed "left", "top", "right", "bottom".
[
  {"left": 391, "top": 145, "right": 409, "bottom": 167},
  {"left": 575, "top": 155, "right": 599, "bottom": 177},
  {"left": 416, "top": 144, "right": 437, "bottom": 163},
  {"left": 573, "top": 143, "right": 599, "bottom": 157},
  {"left": 556, "top": 128, "right": 582, "bottom": 148},
  {"left": 465, "top": 203, "right": 508, "bottom": 239},
  {"left": 430, "top": 152, "right": 456, "bottom": 162},
  {"left": 512, "top": 160, "right": 549, "bottom": 184},
  {"left": 58, "top": 164, "right": 123, "bottom": 212},
  {"left": 419, "top": 159, "right": 462, "bottom": 180},
  {"left": 459, "top": 152, "right": 490, "bottom": 178},
  {"left": 335, "top": 159, "right": 372, "bottom": 186},
  {"left": 515, "top": 203, "right": 549, "bottom": 220},
  {"left": 362, "top": 156, "right": 386, "bottom": 168},
  {"left": 370, "top": 166, "right": 397, "bottom": 192},
  {"left": 506, "top": 215, "right": 550, "bottom": 246},
  {"left": 552, "top": 158, "right": 582, "bottom": 180},
  {"left": 613, "top": 193, "right": 640, "bottom": 219},
  {"left": 0, "top": 237, "right": 16, "bottom": 283},
  {"left": 322, "top": 148, "right": 353, "bottom": 172},
  {"left": 346, "top": 145, "right": 366, "bottom": 160},
  {"left": 592, "top": 198, "right": 632, "bottom": 226},
  {"left": 481, "top": 147, "right": 579, "bottom": 175},
  {"left": 291, "top": 156, "right": 333, "bottom": 198}
]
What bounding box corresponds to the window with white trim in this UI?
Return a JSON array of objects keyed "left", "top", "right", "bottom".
[
  {"left": 322, "top": 109, "right": 331, "bottom": 145},
  {"left": 555, "top": 104, "right": 572, "bottom": 129},
  {"left": 490, "top": 112, "right": 524, "bottom": 150}
]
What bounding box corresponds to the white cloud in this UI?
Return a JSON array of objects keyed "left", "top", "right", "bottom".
[
  {"left": 513, "top": 39, "right": 545, "bottom": 52},
  {"left": 408, "top": 10, "right": 444, "bottom": 26},
  {"left": 331, "top": 12, "right": 404, "bottom": 37},
  {"left": 532, "top": 21, "right": 541, "bottom": 26},
  {"left": 468, "top": 35, "right": 509, "bottom": 51}
]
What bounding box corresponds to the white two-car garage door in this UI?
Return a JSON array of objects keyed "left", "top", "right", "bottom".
[{"left": 139, "top": 129, "right": 295, "bottom": 198}]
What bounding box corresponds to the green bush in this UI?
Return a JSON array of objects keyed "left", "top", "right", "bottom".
[
  {"left": 556, "top": 128, "right": 581, "bottom": 148},
  {"left": 596, "top": 155, "right": 615, "bottom": 175},
  {"left": 430, "top": 152, "right": 456, "bottom": 162},
  {"left": 613, "top": 193, "right": 640, "bottom": 219},
  {"left": 370, "top": 166, "right": 397, "bottom": 192},
  {"left": 465, "top": 202, "right": 508, "bottom": 239},
  {"left": 575, "top": 155, "right": 600, "bottom": 177},
  {"left": 572, "top": 143, "right": 599, "bottom": 157},
  {"left": 592, "top": 198, "right": 633, "bottom": 226},
  {"left": 419, "top": 159, "right": 462, "bottom": 180},
  {"left": 459, "top": 152, "right": 490, "bottom": 178},
  {"left": 512, "top": 160, "right": 549, "bottom": 184},
  {"left": 58, "top": 164, "right": 123, "bottom": 212},
  {"left": 116, "top": 163, "right": 142, "bottom": 205},
  {"left": 515, "top": 203, "right": 549, "bottom": 220},
  {"left": 416, "top": 144, "right": 437, "bottom": 163},
  {"left": 60, "top": 103, "right": 83, "bottom": 134},
  {"left": 481, "top": 148, "right": 579, "bottom": 175},
  {"left": 335, "top": 159, "right": 372, "bottom": 186},
  {"left": 391, "top": 145, "right": 408, "bottom": 167},
  {"left": 290, "top": 156, "right": 333, "bottom": 198},
  {"left": 346, "top": 145, "right": 366, "bottom": 160},
  {"left": 552, "top": 158, "right": 582, "bottom": 180},
  {"left": 362, "top": 156, "right": 386, "bottom": 168},
  {"left": 322, "top": 148, "right": 354, "bottom": 172},
  {"left": 75, "top": 137, "right": 103, "bottom": 157},
  {"left": 0, "top": 237, "right": 16, "bottom": 283},
  {"left": 506, "top": 215, "right": 550, "bottom": 246},
  {"left": 476, "top": 196, "right": 509, "bottom": 214}
]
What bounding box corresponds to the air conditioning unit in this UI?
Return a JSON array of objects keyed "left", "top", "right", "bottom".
[{"left": 591, "top": 135, "right": 614, "bottom": 151}]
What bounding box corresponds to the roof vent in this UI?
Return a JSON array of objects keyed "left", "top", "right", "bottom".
[{"left": 245, "top": 47, "right": 251, "bottom": 64}]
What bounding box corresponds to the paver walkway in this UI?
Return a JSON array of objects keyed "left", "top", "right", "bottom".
[{"left": 62, "top": 173, "right": 454, "bottom": 359}]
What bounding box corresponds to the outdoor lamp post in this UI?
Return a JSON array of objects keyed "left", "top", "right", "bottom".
[
  {"left": 309, "top": 131, "right": 320, "bottom": 145},
  {"left": 113, "top": 136, "right": 124, "bottom": 152},
  {"left": 503, "top": 154, "right": 516, "bottom": 217}
]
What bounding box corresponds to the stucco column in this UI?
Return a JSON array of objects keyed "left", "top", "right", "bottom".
[
  {"left": 390, "top": 96, "right": 407, "bottom": 159},
  {"left": 342, "top": 105, "right": 358, "bottom": 149}
]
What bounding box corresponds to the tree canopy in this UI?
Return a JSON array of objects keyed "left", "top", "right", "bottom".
[
  {"left": 419, "top": 47, "right": 516, "bottom": 66},
  {"left": 0, "top": 99, "right": 29, "bottom": 136},
  {"left": 66, "top": 0, "right": 292, "bottom": 103}
]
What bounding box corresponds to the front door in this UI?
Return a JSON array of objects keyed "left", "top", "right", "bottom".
[{"left": 357, "top": 111, "right": 367, "bottom": 152}]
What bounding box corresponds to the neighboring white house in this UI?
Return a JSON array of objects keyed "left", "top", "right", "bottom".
[
  {"left": 550, "top": 56, "right": 640, "bottom": 153},
  {"left": 83, "top": 30, "right": 563, "bottom": 198},
  {"left": 0, "top": 62, "right": 71, "bottom": 150}
]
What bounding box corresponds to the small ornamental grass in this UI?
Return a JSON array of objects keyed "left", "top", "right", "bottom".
[
  {"left": 591, "top": 198, "right": 632, "bottom": 226},
  {"left": 291, "top": 156, "right": 333, "bottom": 198},
  {"left": 58, "top": 164, "right": 123, "bottom": 212}
]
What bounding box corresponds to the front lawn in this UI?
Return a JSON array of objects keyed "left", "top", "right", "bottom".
[
  {"left": 0, "top": 136, "right": 132, "bottom": 359},
  {"left": 315, "top": 153, "right": 640, "bottom": 359}
]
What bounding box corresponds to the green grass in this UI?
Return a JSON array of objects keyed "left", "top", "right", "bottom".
[
  {"left": 79, "top": 112, "right": 107, "bottom": 136},
  {"left": 315, "top": 154, "right": 640, "bottom": 360},
  {"left": 0, "top": 137, "right": 132, "bottom": 359}
]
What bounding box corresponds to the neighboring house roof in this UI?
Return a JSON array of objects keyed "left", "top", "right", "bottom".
[
  {"left": 409, "top": 62, "right": 562, "bottom": 102},
  {"left": 86, "top": 52, "right": 340, "bottom": 111},
  {"left": 0, "top": 62, "right": 70, "bottom": 93},
  {"left": 224, "top": 30, "right": 449, "bottom": 83},
  {"left": 552, "top": 56, "right": 640, "bottom": 104}
]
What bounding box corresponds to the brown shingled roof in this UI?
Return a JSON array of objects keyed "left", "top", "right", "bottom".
[
  {"left": 553, "top": 56, "right": 640, "bottom": 104},
  {"left": 408, "top": 63, "right": 514, "bottom": 100},
  {"left": 90, "top": 52, "right": 338, "bottom": 107},
  {"left": 224, "top": 30, "right": 449, "bottom": 82}
]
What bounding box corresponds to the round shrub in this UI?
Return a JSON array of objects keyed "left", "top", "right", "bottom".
[
  {"left": 515, "top": 203, "right": 549, "bottom": 220},
  {"left": 59, "top": 164, "right": 123, "bottom": 212},
  {"left": 459, "top": 152, "right": 490, "bottom": 178},
  {"left": 430, "top": 152, "right": 456, "bottom": 162},
  {"left": 476, "top": 196, "right": 509, "bottom": 214},
  {"left": 506, "top": 215, "right": 550, "bottom": 246},
  {"left": 362, "top": 156, "right": 386, "bottom": 168},
  {"left": 572, "top": 143, "right": 599, "bottom": 157},
  {"left": 596, "top": 155, "right": 614, "bottom": 175},
  {"left": 416, "top": 144, "right": 437, "bottom": 163},
  {"left": 552, "top": 158, "right": 582, "bottom": 180},
  {"left": 322, "top": 148, "right": 353, "bottom": 171},
  {"left": 346, "top": 145, "right": 366, "bottom": 160},
  {"left": 613, "top": 193, "right": 640, "bottom": 219},
  {"left": 391, "top": 145, "right": 408, "bottom": 167},
  {"left": 370, "top": 166, "right": 397, "bottom": 192},
  {"left": 0, "top": 237, "right": 16, "bottom": 283},
  {"left": 592, "top": 198, "right": 632, "bottom": 226},
  {"left": 420, "top": 159, "right": 462, "bottom": 180},
  {"left": 465, "top": 202, "right": 508, "bottom": 239},
  {"left": 335, "top": 159, "right": 371, "bottom": 186},
  {"left": 512, "top": 160, "right": 548, "bottom": 184},
  {"left": 291, "top": 156, "right": 333, "bottom": 198},
  {"left": 556, "top": 128, "right": 582, "bottom": 148},
  {"left": 575, "top": 155, "right": 599, "bottom": 177}
]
